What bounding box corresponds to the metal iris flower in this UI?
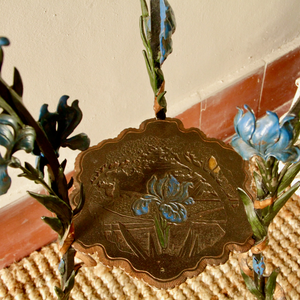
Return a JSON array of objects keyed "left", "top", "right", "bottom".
[
  {"left": 0, "top": 115, "right": 35, "bottom": 195},
  {"left": 132, "top": 174, "right": 194, "bottom": 223},
  {"left": 231, "top": 105, "right": 300, "bottom": 162},
  {"left": 34, "top": 95, "right": 90, "bottom": 173},
  {"left": 158, "top": 0, "right": 176, "bottom": 65}
]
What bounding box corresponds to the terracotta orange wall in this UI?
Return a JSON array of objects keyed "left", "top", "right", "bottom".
[
  {"left": 1, "top": 46, "right": 300, "bottom": 270},
  {"left": 177, "top": 45, "right": 300, "bottom": 142}
]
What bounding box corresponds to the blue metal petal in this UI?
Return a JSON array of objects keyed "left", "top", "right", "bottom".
[
  {"left": 159, "top": 0, "right": 176, "bottom": 65},
  {"left": 159, "top": 202, "right": 187, "bottom": 223},
  {"left": 147, "top": 175, "right": 157, "bottom": 196},
  {"left": 0, "top": 162, "right": 11, "bottom": 195},
  {"left": 266, "top": 147, "right": 300, "bottom": 163},
  {"left": 184, "top": 197, "right": 194, "bottom": 205},
  {"left": 132, "top": 195, "right": 157, "bottom": 216},
  {"left": 167, "top": 174, "right": 180, "bottom": 199},
  {"left": 266, "top": 126, "right": 292, "bottom": 156},
  {"left": 0, "top": 37, "right": 9, "bottom": 47},
  {"left": 234, "top": 105, "right": 255, "bottom": 144},
  {"left": 253, "top": 256, "right": 265, "bottom": 276},
  {"left": 172, "top": 181, "right": 193, "bottom": 203},
  {"left": 156, "top": 176, "right": 168, "bottom": 200},
  {"left": 251, "top": 111, "right": 280, "bottom": 154},
  {"left": 233, "top": 107, "right": 243, "bottom": 133},
  {"left": 280, "top": 114, "right": 295, "bottom": 125},
  {"left": 231, "top": 135, "right": 260, "bottom": 160}
]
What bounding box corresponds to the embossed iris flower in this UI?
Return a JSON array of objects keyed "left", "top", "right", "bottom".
[
  {"left": 231, "top": 105, "right": 300, "bottom": 162},
  {"left": 132, "top": 174, "right": 194, "bottom": 223}
]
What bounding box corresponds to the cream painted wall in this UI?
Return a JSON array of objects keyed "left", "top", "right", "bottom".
[{"left": 0, "top": 0, "right": 300, "bottom": 208}]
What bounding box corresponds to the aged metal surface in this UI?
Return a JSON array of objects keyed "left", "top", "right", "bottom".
[{"left": 71, "top": 118, "right": 253, "bottom": 288}]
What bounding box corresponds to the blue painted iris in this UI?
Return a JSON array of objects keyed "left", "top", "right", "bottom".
[
  {"left": 0, "top": 115, "right": 35, "bottom": 195},
  {"left": 159, "top": 0, "right": 176, "bottom": 65},
  {"left": 132, "top": 174, "right": 194, "bottom": 223},
  {"left": 231, "top": 105, "right": 300, "bottom": 163},
  {"left": 34, "top": 95, "right": 90, "bottom": 173}
]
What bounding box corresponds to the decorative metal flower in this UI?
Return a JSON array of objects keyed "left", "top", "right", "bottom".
[
  {"left": 132, "top": 174, "right": 194, "bottom": 223},
  {"left": 0, "top": 37, "right": 10, "bottom": 71},
  {"left": 231, "top": 105, "right": 300, "bottom": 162},
  {"left": 158, "top": 0, "right": 176, "bottom": 65},
  {"left": 34, "top": 95, "right": 90, "bottom": 173},
  {"left": 0, "top": 114, "right": 35, "bottom": 195}
]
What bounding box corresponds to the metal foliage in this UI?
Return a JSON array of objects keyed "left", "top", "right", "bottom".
[
  {"left": 139, "top": 0, "right": 176, "bottom": 118},
  {"left": 232, "top": 98, "right": 300, "bottom": 300},
  {"left": 0, "top": 36, "right": 90, "bottom": 300}
]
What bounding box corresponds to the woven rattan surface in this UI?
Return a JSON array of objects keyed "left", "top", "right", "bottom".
[{"left": 1, "top": 195, "right": 300, "bottom": 300}]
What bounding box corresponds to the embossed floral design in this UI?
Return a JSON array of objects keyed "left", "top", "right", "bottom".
[
  {"left": 231, "top": 105, "right": 300, "bottom": 163},
  {"left": 133, "top": 174, "right": 194, "bottom": 222},
  {"left": 132, "top": 173, "right": 194, "bottom": 248}
]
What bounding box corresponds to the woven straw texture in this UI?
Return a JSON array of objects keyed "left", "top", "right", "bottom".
[{"left": 1, "top": 195, "right": 300, "bottom": 300}]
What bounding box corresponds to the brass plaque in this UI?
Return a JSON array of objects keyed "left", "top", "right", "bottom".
[{"left": 71, "top": 118, "right": 253, "bottom": 288}]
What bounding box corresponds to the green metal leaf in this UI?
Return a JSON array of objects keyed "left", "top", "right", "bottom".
[
  {"left": 61, "top": 133, "right": 90, "bottom": 151},
  {"left": 62, "top": 270, "right": 76, "bottom": 299},
  {"left": 28, "top": 191, "right": 72, "bottom": 226},
  {"left": 18, "top": 162, "right": 41, "bottom": 182},
  {"left": 142, "top": 50, "right": 155, "bottom": 92},
  {"left": 12, "top": 126, "right": 35, "bottom": 154},
  {"left": 73, "top": 183, "right": 85, "bottom": 216},
  {"left": 264, "top": 181, "right": 300, "bottom": 226},
  {"left": 0, "top": 114, "right": 35, "bottom": 195},
  {"left": 0, "top": 37, "right": 10, "bottom": 72},
  {"left": 237, "top": 188, "right": 267, "bottom": 241},
  {"left": 240, "top": 269, "right": 265, "bottom": 300},
  {"left": 11, "top": 68, "right": 23, "bottom": 97},
  {"left": 0, "top": 96, "right": 23, "bottom": 125},
  {"left": 60, "top": 159, "right": 67, "bottom": 172},
  {"left": 41, "top": 216, "right": 64, "bottom": 237},
  {"left": 54, "top": 286, "right": 64, "bottom": 299},
  {"left": 154, "top": 215, "right": 166, "bottom": 248},
  {"left": 256, "top": 158, "right": 267, "bottom": 180},
  {"left": 157, "top": 91, "right": 167, "bottom": 109},
  {"left": 253, "top": 171, "right": 266, "bottom": 199},
  {"left": 265, "top": 269, "right": 279, "bottom": 300},
  {"left": 140, "top": 0, "right": 149, "bottom": 17},
  {"left": 278, "top": 160, "right": 300, "bottom": 194},
  {"left": 0, "top": 160, "right": 11, "bottom": 195}
]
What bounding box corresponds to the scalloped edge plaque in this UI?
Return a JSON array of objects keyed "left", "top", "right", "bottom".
[{"left": 71, "top": 118, "right": 253, "bottom": 288}]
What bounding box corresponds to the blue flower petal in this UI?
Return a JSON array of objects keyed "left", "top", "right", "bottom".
[
  {"left": 267, "top": 126, "right": 292, "bottom": 155},
  {"left": 234, "top": 105, "right": 255, "bottom": 144},
  {"left": 0, "top": 37, "right": 10, "bottom": 47},
  {"left": 156, "top": 176, "right": 168, "bottom": 200},
  {"left": 253, "top": 256, "right": 265, "bottom": 276},
  {"left": 0, "top": 163, "right": 11, "bottom": 195},
  {"left": 172, "top": 181, "right": 193, "bottom": 203},
  {"left": 251, "top": 111, "right": 280, "bottom": 154},
  {"left": 231, "top": 135, "right": 260, "bottom": 160},
  {"left": 184, "top": 197, "right": 194, "bottom": 205},
  {"left": 159, "top": 202, "right": 187, "bottom": 223},
  {"left": 167, "top": 174, "right": 180, "bottom": 198},
  {"left": 266, "top": 147, "right": 300, "bottom": 163},
  {"left": 148, "top": 175, "right": 158, "bottom": 196},
  {"left": 159, "top": 0, "right": 176, "bottom": 65},
  {"left": 132, "top": 195, "right": 156, "bottom": 216}
]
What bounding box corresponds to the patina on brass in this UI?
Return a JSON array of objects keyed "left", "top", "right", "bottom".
[{"left": 71, "top": 118, "right": 253, "bottom": 288}]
